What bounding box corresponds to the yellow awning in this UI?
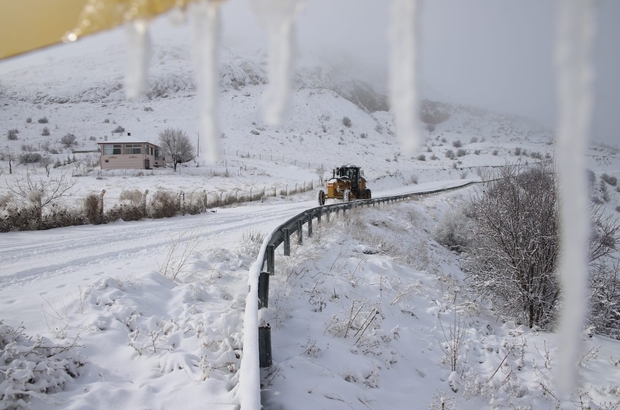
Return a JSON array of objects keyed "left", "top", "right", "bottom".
[{"left": 0, "top": 0, "right": 212, "bottom": 61}]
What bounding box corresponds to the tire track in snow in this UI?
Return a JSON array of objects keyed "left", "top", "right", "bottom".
[{"left": 0, "top": 201, "right": 312, "bottom": 288}]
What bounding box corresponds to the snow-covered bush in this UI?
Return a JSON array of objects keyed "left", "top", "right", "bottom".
[
  {"left": 6, "top": 129, "right": 18, "bottom": 140},
  {"left": 182, "top": 191, "right": 206, "bottom": 215},
  {"left": 466, "top": 165, "right": 619, "bottom": 332},
  {"left": 0, "top": 321, "right": 84, "bottom": 408},
  {"left": 84, "top": 193, "right": 103, "bottom": 224},
  {"left": 601, "top": 173, "right": 618, "bottom": 186},
  {"left": 60, "top": 133, "right": 77, "bottom": 148},
  {"left": 119, "top": 189, "right": 142, "bottom": 205},
  {"left": 342, "top": 116, "right": 352, "bottom": 127},
  {"left": 149, "top": 190, "right": 180, "bottom": 219},
  {"left": 434, "top": 209, "right": 473, "bottom": 253}
]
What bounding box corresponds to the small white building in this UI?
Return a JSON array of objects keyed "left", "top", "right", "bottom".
[{"left": 98, "top": 134, "right": 166, "bottom": 170}]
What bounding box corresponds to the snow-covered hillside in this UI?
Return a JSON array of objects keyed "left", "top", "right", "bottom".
[{"left": 1, "top": 45, "right": 620, "bottom": 410}]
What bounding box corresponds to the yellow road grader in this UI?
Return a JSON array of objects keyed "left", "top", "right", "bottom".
[{"left": 317, "top": 165, "right": 371, "bottom": 206}]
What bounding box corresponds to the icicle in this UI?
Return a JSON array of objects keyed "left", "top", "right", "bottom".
[
  {"left": 125, "top": 20, "right": 151, "bottom": 99},
  {"left": 250, "top": 0, "right": 307, "bottom": 125},
  {"left": 389, "top": 0, "right": 423, "bottom": 155},
  {"left": 191, "top": 0, "right": 223, "bottom": 164},
  {"left": 554, "top": 0, "right": 596, "bottom": 397}
]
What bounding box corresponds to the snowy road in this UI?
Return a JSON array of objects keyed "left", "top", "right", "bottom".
[{"left": 0, "top": 199, "right": 315, "bottom": 329}]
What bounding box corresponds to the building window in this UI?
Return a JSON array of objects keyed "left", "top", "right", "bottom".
[
  {"left": 104, "top": 144, "right": 121, "bottom": 155},
  {"left": 125, "top": 144, "right": 142, "bottom": 154},
  {"left": 150, "top": 146, "right": 154, "bottom": 156}
]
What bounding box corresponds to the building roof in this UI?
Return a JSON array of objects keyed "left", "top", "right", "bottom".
[{"left": 98, "top": 134, "right": 160, "bottom": 146}]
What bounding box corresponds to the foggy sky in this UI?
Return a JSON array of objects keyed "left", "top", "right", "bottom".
[{"left": 1, "top": 0, "right": 618, "bottom": 142}]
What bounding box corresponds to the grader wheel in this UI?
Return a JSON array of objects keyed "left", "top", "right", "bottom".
[{"left": 317, "top": 189, "right": 326, "bottom": 206}]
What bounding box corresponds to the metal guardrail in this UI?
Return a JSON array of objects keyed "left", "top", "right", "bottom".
[{"left": 255, "top": 180, "right": 477, "bottom": 366}]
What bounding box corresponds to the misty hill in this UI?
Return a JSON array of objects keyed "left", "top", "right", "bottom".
[{"left": 0, "top": 43, "right": 569, "bottom": 188}]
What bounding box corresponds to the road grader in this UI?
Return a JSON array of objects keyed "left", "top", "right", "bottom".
[{"left": 317, "top": 165, "right": 371, "bottom": 206}]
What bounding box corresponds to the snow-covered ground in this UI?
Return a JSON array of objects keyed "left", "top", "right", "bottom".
[{"left": 1, "top": 35, "right": 620, "bottom": 409}]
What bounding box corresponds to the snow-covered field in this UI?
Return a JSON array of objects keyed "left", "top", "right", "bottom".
[{"left": 1, "top": 33, "right": 620, "bottom": 409}]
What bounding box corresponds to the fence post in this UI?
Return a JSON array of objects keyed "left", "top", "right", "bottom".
[
  {"left": 142, "top": 189, "right": 149, "bottom": 217},
  {"left": 259, "top": 324, "right": 272, "bottom": 368},
  {"left": 266, "top": 245, "right": 275, "bottom": 274},
  {"left": 283, "top": 228, "right": 291, "bottom": 256},
  {"left": 258, "top": 272, "right": 270, "bottom": 309}
]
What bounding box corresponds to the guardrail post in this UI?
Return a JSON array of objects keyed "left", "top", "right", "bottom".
[
  {"left": 259, "top": 324, "right": 272, "bottom": 368},
  {"left": 307, "top": 214, "right": 313, "bottom": 237},
  {"left": 326, "top": 209, "right": 330, "bottom": 222},
  {"left": 317, "top": 209, "right": 322, "bottom": 224},
  {"left": 297, "top": 220, "right": 303, "bottom": 245},
  {"left": 258, "top": 271, "right": 270, "bottom": 309},
  {"left": 283, "top": 228, "right": 290, "bottom": 256},
  {"left": 266, "top": 245, "right": 275, "bottom": 274}
]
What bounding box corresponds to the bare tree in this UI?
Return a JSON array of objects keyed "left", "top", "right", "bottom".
[
  {"left": 316, "top": 163, "right": 327, "bottom": 184},
  {"left": 464, "top": 164, "right": 618, "bottom": 331},
  {"left": 158, "top": 128, "right": 195, "bottom": 172},
  {"left": 40, "top": 156, "right": 52, "bottom": 177},
  {"left": 7, "top": 171, "right": 78, "bottom": 229},
  {"left": 2, "top": 146, "right": 15, "bottom": 174}
]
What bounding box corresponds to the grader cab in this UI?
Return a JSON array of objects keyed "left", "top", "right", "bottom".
[{"left": 317, "top": 165, "right": 371, "bottom": 206}]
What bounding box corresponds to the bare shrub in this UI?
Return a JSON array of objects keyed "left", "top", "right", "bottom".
[
  {"left": 7, "top": 129, "right": 18, "bottom": 140},
  {"left": 456, "top": 149, "right": 467, "bottom": 157},
  {"left": 26, "top": 117, "right": 32, "bottom": 123},
  {"left": 452, "top": 140, "right": 462, "bottom": 148},
  {"left": 38, "top": 117, "right": 48, "bottom": 123},
  {"left": 6, "top": 171, "right": 77, "bottom": 230},
  {"left": 159, "top": 229, "right": 202, "bottom": 279},
  {"left": 42, "top": 206, "right": 86, "bottom": 229},
  {"left": 417, "top": 154, "right": 426, "bottom": 161},
  {"left": 149, "top": 190, "right": 180, "bottom": 218},
  {"left": 470, "top": 137, "right": 478, "bottom": 143},
  {"left": 84, "top": 191, "right": 105, "bottom": 224},
  {"left": 601, "top": 173, "right": 618, "bottom": 186},
  {"left": 492, "top": 150, "right": 498, "bottom": 156},
  {"left": 466, "top": 165, "right": 619, "bottom": 331},
  {"left": 112, "top": 125, "right": 125, "bottom": 133},
  {"left": 183, "top": 191, "right": 207, "bottom": 215},
  {"left": 342, "top": 116, "right": 352, "bottom": 127},
  {"left": 434, "top": 210, "right": 472, "bottom": 253},
  {"left": 530, "top": 151, "right": 544, "bottom": 160},
  {"left": 514, "top": 147, "right": 522, "bottom": 156},
  {"left": 445, "top": 150, "right": 456, "bottom": 160},
  {"left": 18, "top": 152, "right": 42, "bottom": 164},
  {"left": 60, "top": 133, "right": 77, "bottom": 148},
  {"left": 41, "top": 126, "right": 50, "bottom": 136}
]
